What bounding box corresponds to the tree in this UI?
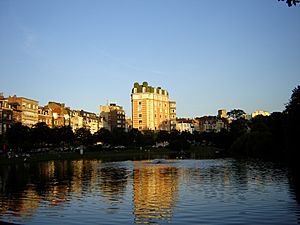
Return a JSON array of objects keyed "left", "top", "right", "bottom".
[
  {"left": 278, "top": 0, "right": 300, "bottom": 7},
  {"left": 6, "top": 122, "right": 30, "bottom": 152},
  {"left": 168, "top": 130, "right": 190, "bottom": 151},
  {"left": 156, "top": 130, "right": 169, "bottom": 143},
  {"left": 31, "top": 122, "right": 51, "bottom": 147},
  {"left": 75, "top": 128, "right": 93, "bottom": 146},
  {"left": 94, "top": 128, "right": 112, "bottom": 145},
  {"left": 111, "top": 128, "right": 129, "bottom": 146},
  {"left": 59, "top": 126, "right": 74, "bottom": 147},
  {"left": 127, "top": 128, "right": 142, "bottom": 147},
  {"left": 284, "top": 85, "right": 300, "bottom": 166},
  {"left": 227, "top": 109, "right": 246, "bottom": 121},
  {"left": 139, "top": 130, "right": 155, "bottom": 147}
]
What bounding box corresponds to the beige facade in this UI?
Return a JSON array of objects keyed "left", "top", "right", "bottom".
[
  {"left": 218, "top": 109, "right": 228, "bottom": 119},
  {"left": 176, "top": 118, "right": 195, "bottom": 133},
  {"left": 80, "top": 110, "right": 100, "bottom": 134},
  {"left": 251, "top": 110, "right": 271, "bottom": 118},
  {"left": 38, "top": 106, "right": 53, "bottom": 128},
  {"left": 169, "top": 101, "right": 176, "bottom": 130},
  {"left": 8, "top": 95, "right": 38, "bottom": 127},
  {"left": 0, "top": 94, "right": 13, "bottom": 134},
  {"left": 100, "top": 103, "right": 126, "bottom": 131},
  {"left": 47, "top": 102, "right": 71, "bottom": 127},
  {"left": 70, "top": 110, "right": 84, "bottom": 132},
  {"left": 131, "top": 82, "right": 176, "bottom": 131}
]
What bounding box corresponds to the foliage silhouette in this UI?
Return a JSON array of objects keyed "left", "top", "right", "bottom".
[
  {"left": 227, "top": 109, "right": 246, "bottom": 120},
  {"left": 279, "top": 0, "right": 300, "bottom": 7}
]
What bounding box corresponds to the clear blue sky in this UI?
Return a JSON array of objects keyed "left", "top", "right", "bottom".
[{"left": 1, "top": 0, "right": 299, "bottom": 117}]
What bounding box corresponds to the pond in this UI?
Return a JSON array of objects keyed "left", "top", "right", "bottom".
[{"left": 0, "top": 158, "right": 299, "bottom": 224}]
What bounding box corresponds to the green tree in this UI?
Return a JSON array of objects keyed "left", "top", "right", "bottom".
[{"left": 227, "top": 109, "right": 246, "bottom": 121}]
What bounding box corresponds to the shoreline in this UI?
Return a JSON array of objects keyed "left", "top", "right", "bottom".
[{"left": 0, "top": 146, "right": 223, "bottom": 164}]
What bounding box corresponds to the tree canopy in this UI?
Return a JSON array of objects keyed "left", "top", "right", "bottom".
[
  {"left": 279, "top": 0, "right": 300, "bottom": 7},
  {"left": 227, "top": 109, "right": 246, "bottom": 120}
]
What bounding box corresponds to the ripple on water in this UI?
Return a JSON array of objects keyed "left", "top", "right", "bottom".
[{"left": 0, "top": 159, "right": 299, "bottom": 224}]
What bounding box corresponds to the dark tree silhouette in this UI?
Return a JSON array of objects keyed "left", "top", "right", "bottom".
[
  {"left": 284, "top": 85, "right": 300, "bottom": 166},
  {"left": 75, "top": 128, "right": 93, "bottom": 146},
  {"left": 279, "top": 0, "right": 300, "bottom": 7},
  {"left": 227, "top": 109, "right": 246, "bottom": 121},
  {"left": 31, "top": 122, "right": 51, "bottom": 147},
  {"left": 6, "top": 122, "right": 30, "bottom": 152},
  {"left": 60, "top": 126, "right": 74, "bottom": 147},
  {"left": 94, "top": 128, "right": 112, "bottom": 145}
]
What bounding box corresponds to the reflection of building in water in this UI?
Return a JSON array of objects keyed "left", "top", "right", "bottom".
[
  {"left": 133, "top": 161, "right": 179, "bottom": 224},
  {"left": 0, "top": 159, "right": 102, "bottom": 220}
]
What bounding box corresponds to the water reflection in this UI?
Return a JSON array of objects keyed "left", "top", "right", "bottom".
[
  {"left": 0, "top": 159, "right": 299, "bottom": 224},
  {"left": 133, "top": 161, "right": 179, "bottom": 224}
]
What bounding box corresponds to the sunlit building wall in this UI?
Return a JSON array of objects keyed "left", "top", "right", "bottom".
[
  {"left": 100, "top": 103, "right": 126, "bottom": 131},
  {"left": 80, "top": 110, "right": 100, "bottom": 134},
  {"left": 131, "top": 82, "right": 176, "bottom": 131},
  {"left": 176, "top": 118, "right": 195, "bottom": 133},
  {"left": 251, "top": 110, "right": 271, "bottom": 118},
  {"left": 0, "top": 94, "right": 13, "bottom": 134},
  {"left": 8, "top": 95, "right": 39, "bottom": 127},
  {"left": 38, "top": 106, "right": 53, "bottom": 128}
]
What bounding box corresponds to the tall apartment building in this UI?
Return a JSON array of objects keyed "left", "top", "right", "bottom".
[
  {"left": 100, "top": 103, "right": 126, "bottom": 131},
  {"left": 70, "top": 110, "right": 84, "bottom": 132},
  {"left": 131, "top": 82, "right": 176, "bottom": 131},
  {"left": 47, "top": 102, "right": 71, "bottom": 127},
  {"left": 169, "top": 101, "right": 176, "bottom": 130},
  {"left": 38, "top": 106, "right": 53, "bottom": 128},
  {"left": 0, "top": 94, "right": 13, "bottom": 134},
  {"left": 79, "top": 110, "right": 100, "bottom": 134},
  {"left": 8, "top": 95, "right": 39, "bottom": 127}
]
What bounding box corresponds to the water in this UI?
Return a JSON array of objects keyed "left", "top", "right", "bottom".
[{"left": 0, "top": 159, "right": 299, "bottom": 224}]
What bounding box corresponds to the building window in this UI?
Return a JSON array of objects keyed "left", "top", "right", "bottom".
[
  {"left": 139, "top": 120, "right": 142, "bottom": 124},
  {"left": 139, "top": 114, "right": 142, "bottom": 118}
]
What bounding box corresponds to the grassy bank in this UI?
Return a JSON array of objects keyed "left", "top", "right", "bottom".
[{"left": 0, "top": 146, "right": 224, "bottom": 165}]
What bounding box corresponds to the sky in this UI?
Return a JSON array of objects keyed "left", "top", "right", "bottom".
[{"left": 0, "top": 0, "right": 299, "bottom": 118}]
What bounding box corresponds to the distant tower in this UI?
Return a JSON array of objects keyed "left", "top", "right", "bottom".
[{"left": 218, "top": 109, "right": 228, "bottom": 119}]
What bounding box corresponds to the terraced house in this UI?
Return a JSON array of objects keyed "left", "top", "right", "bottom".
[
  {"left": 7, "top": 95, "right": 38, "bottom": 127},
  {"left": 0, "top": 94, "right": 13, "bottom": 135}
]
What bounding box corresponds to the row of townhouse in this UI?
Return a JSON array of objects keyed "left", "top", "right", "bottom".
[
  {"left": 176, "top": 116, "right": 229, "bottom": 133},
  {"left": 176, "top": 108, "right": 271, "bottom": 134},
  {"left": 0, "top": 93, "right": 127, "bottom": 135}
]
